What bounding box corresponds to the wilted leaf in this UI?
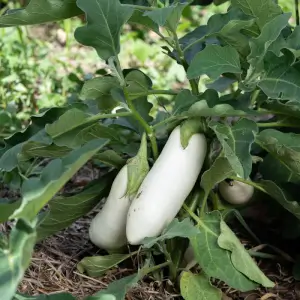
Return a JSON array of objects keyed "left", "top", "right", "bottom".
[
  {"left": 36, "top": 175, "right": 112, "bottom": 241},
  {"left": 126, "top": 133, "right": 149, "bottom": 196},
  {"left": 77, "top": 253, "right": 133, "bottom": 277},
  {"left": 75, "top": 0, "right": 134, "bottom": 60},
  {"left": 187, "top": 45, "right": 241, "bottom": 80},
  {"left": 0, "top": 198, "right": 21, "bottom": 223},
  {"left": 0, "top": 219, "right": 36, "bottom": 300},
  {"left": 209, "top": 119, "right": 258, "bottom": 178},
  {"left": 218, "top": 220, "right": 274, "bottom": 287},
  {"left": 142, "top": 218, "right": 200, "bottom": 248},
  {"left": 0, "top": 0, "right": 82, "bottom": 27},
  {"left": 11, "top": 139, "right": 109, "bottom": 221},
  {"left": 180, "top": 272, "right": 222, "bottom": 300},
  {"left": 190, "top": 212, "right": 257, "bottom": 291}
]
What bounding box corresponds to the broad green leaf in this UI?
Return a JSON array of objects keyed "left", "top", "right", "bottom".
[
  {"left": 259, "top": 154, "right": 300, "bottom": 184},
  {"left": 256, "top": 180, "right": 300, "bottom": 220},
  {"left": 262, "top": 100, "right": 300, "bottom": 119},
  {"left": 13, "top": 293, "right": 76, "bottom": 300},
  {"left": 45, "top": 108, "right": 121, "bottom": 148},
  {"left": 186, "top": 100, "right": 261, "bottom": 118},
  {"left": 124, "top": 70, "right": 153, "bottom": 133},
  {"left": 36, "top": 176, "right": 112, "bottom": 241},
  {"left": 218, "top": 220, "right": 274, "bottom": 287},
  {"left": 246, "top": 13, "right": 291, "bottom": 83},
  {"left": 0, "top": 130, "right": 52, "bottom": 172},
  {"left": 126, "top": 133, "right": 149, "bottom": 196},
  {"left": 77, "top": 253, "right": 133, "bottom": 277},
  {"left": 0, "top": 198, "right": 21, "bottom": 223},
  {"left": 91, "top": 273, "right": 139, "bottom": 300},
  {"left": 187, "top": 45, "right": 241, "bottom": 80},
  {"left": 80, "top": 77, "right": 120, "bottom": 112},
  {"left": 11, "top": 139, "right": 109, "bottom": 221},
  {"left": 75, "top": 0, "right": 134, "bottom": 60},
  {"left": 231, "top": 0, "right": 282, "bottom": 29},
  {"left": 173, "top": 90, "right": 199, "bottom": 115},
  {"left": 258, "top": 52, "right": 300, "bottom": 101},
  {"left": 200, "top": 157, "right": 235, "bottom": 195},
  {"left": 129, "top": 10, "right": 159, "bottom": 34},
  {"left": 0, "top": 0, "right": 82, "bottom": 27},
  {"left": 209, "top": 119, "right": 258, "bottom": 178},
  {"left": 125, "top": 69, "right": 152, "bottom": 100},
  {"left": 190, "top": 212, "right": 257, "bottom": 291},
  {"left": 206, "top": 7, "right": 256, "bottom": 57},
  {"left": 21, "top": 142, "right": 70, "bottom": 160},
  {"left": 256, "top": 130, "right": 300, "bottom": 177},
  {"left": 180, "top": 272, "right": 222, "bottom": 300},
  {"left": 0, "top": 219, "right": 36, "bottom": 300},
  {"left": 142, "top": 218, "right": 200, "bottom": 248},
  {"left": 94, "top": 150, "right": 125, "bottom": 168},
  {"left": 144, "top": 1, "right": 190, "bottom": 32}
]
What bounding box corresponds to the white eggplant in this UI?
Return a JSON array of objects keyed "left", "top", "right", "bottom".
[
  {"left": 89, "top": 165, "right": 130, "bottom": 250},
  {"left": 126, "top": 126, "right": 207, "bottom": 245},
  {"left": 219, "top": 180, "right": 254, "bottom": 205}
]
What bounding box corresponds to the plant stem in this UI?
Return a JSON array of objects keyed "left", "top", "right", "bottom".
[
  {"left": 296, "top": 0, "right": 300, "bottom": 25},
  {"left": 248, "top": 250, "right": 279, "bottom": 260},
  {"left": 152, "top": 116, "right": 186, "bottom": 130},
  {"left": 183, "top": 203, "right": 218, "bottom": 237},
  {"left": 199, "top": 192, "right": 209, "bottom": 218},
  {"left": 147, "top": 89, "right": 179, "bottom": 96},
  {"left": 141, "top": 261, "right": 171, "bottom": 276},
  {"left": 229, "top": 176, "right": 265, "bottom": 193},
  {"left": 183, "top": 36, "right": 206, "bottom": 53},
  {"left": 170, "top": 29, "right": 199, "bottom": 95},
  {"left": 250, "top": 89, "right": 260, "bottom": 107},
  {"left": 127, "top": 4, "right": 156, "bottom": 10},
  {"left": 257, "top": 121, "right": 300, "bottom": 128},
  {"left": 124, "top": 88, "right": 159, "bottom": 160}
]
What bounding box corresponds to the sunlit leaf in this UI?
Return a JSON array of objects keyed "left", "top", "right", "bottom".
[
  {"left": 0, "top": 219, "right": 36, "bottom": 300},
  {"left": 142, "top": 218, "right": 199, "bottom": 248},
  {"left": 77, "top": 253, "right": 132, "bottom": 277},
  {"left": 0, "top": 198, "right": 21, "bottom": 224},
  {"left": 218, "top": 220, "right": 274, "bottom": 287},
  {"left": 180, "top": 272, "right": 222, "bottom": 300},
  {"left": 190, "top": 212, "right": 257, "bottom": 291}
]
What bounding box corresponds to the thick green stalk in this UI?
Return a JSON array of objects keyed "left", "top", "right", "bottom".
[{"left": 124, "top": 88, "right": 159, "bottom": 160}]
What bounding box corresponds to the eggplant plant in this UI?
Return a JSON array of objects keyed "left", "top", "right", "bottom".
[{"left": 1, "top": 0, "right": 300, "bottom": 299}]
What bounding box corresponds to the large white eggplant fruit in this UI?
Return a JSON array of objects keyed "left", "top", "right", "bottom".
[{"left": 126, "top": 125, "right": 207, "bottom": 245}]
